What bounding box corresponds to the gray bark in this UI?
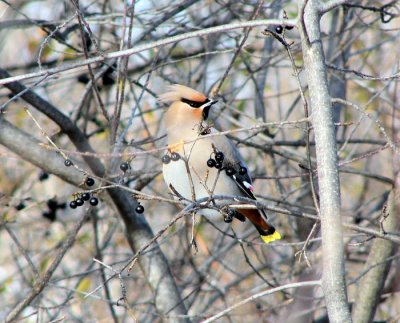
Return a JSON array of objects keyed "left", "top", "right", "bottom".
[
  {"left": 352, "top": 189, "right": 399, "bottom": 323},
  {"left": 300, "top": 1, "right": 351, "bottom": 322},
  {"left": 352, "top": 70, "right": 400, "bottom": 322}
]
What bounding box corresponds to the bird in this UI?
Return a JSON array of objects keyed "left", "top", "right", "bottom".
[{"left": 159, "top": 84, "right": 281, "bottom": 244}]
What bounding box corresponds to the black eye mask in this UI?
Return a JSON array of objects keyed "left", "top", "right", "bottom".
[{"left": 181, "top": 97, "right": 210, "bottom": 108}]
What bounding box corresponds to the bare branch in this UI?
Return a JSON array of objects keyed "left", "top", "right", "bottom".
[
  {"left": 5, "top": 209, "right": 91, "bottom": 322},
  {"left": 202, "top": 280, "right": 321, "bottom": 322},
  {"left": 319, "top": 0, "right": 352, "bottom": 14},
  {"left": 0, "top": 18, "right": 297, "bottom": 86}
]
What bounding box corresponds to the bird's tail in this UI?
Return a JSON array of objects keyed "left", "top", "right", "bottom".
[{"left": 237, "top": 209, "right": 281, "bottom": 244}]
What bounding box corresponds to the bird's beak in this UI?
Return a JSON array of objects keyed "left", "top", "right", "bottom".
[{"left": 202, "top": 100, "right": 217, "bottom": 120}]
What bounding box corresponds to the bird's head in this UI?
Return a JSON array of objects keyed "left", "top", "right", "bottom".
[{"left": 159, "top": 85, "right": 217, "bottom": 129}]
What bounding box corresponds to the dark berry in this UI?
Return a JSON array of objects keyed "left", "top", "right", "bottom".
[
  {"left": 39, "top": 172, "right": 49, "bottom": 181},
  {"left": 226, "top": 168, "right": 236, "bottom": 176},
  {"left": 42, "top": 211, "right": 56, "bottom": 222},
  {"left": 161, "top": 155, "right": 171, "bottom": 164},
  {"left": 135, "top": 204, "right": 144, "bottom": 214},
  {"left": 286, "top": 25, "right": 294, "bottom": 30},
  {"left": 120, "top": 162, "right": 129, "bottom": 172},
  {"left": 85, "top": 177, "right": 95, "bottom": 187},
  {"left": 64, "top": 159, "right": 73, "bottom": 167},
  {"left": 171, "top": 152, "right": 180, "bottom": 161},
  {"left": 89, "top": 197, "right": 99, "bottom": 206},
  {"left": 70, "top": 201, "right": 77, "bottom": 209},
  {"left": 215, "top": 152, "right": 224, "bottom": 162},
  {"left": 275, "top": 25, "right": 283, "bottom": 34},
  {"left": 75, "top": 198, "right": 84, "bottom": 206},
  {"left": 215, "top": 161, "right": 223, "bottom": 169},
  {"left": 207, "top": 158, "right": 216, "bottom": 168},
  {"left": 239, "top": 167, "right": 247, "bottom": 175},
  {"left": 81, "top": 192, "right": 91, "bottom": 201}
]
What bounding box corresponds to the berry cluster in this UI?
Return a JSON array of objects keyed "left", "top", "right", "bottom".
[
  {"left": 70, "top": 192, "right": 98, "bottom": 209},
  {"left": 162, "top": 152, "right": 181, "bottom": 164},
  {"left": 206, "top": 150, "right": 248, "bottom": 178},
  {"left": 207, "top": 151, "right": 224, "bottom": 169}
]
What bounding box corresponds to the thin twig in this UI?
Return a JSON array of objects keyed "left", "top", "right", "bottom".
[
  {"left": 0, "top": 18, "right": 297, "bottom": 86},
  {"left": 214, "top": 0, "right": 264, "bottom": 96},
  {"left": 5, "top": 209, "right": 91, "bottom": 322},
  {"left": 202, "top": 280, "right": 321, "bottom": 322}
]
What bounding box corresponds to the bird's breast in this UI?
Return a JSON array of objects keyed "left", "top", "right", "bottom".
[{"left": 162, "top": 137, "right": 241, "bottom": 218}]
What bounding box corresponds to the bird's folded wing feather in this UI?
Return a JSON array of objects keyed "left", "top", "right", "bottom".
[{"left": 231, "top": 172, "right": 256, "bottom": 200}]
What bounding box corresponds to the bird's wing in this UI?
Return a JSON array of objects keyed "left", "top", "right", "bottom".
[
  {"left": 231, "top": 169, "right": 256, "bottom": 200},
  {"left": 226, "top": 136, "right": 257, "bottom": 197},
  {"left": 228, "top": 159, "right": 273, "bottom": 225},
  {"left": 223, "top": 146, "right": 272, "bottom": 225},
  {"left": 206, "top": 128, "right": 257, "bottom": 200},
  {"left": 205, "top": 129, "right": 274, "bottom": 228}
]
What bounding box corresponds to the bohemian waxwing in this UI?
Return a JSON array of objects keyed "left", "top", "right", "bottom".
[{"left": 159, "top": 84, "right": 281, "bottom": 243}]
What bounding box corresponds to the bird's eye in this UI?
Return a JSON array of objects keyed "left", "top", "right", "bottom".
[{"left": 189, "top": 102, "right": 196, "bottom": 107}]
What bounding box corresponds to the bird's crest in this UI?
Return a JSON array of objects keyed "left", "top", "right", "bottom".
[{"left": 158, "top": 84, "right": 207, "bottom": 103}]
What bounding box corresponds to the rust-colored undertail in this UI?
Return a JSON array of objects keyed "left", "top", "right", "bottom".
[{"left": 237, "top": 209, "right": 281, "bottom": 244}]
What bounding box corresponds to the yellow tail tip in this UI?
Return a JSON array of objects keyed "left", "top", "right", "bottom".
[{"left": 261, "top": 230, "right": 282, "bottom": 244}]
